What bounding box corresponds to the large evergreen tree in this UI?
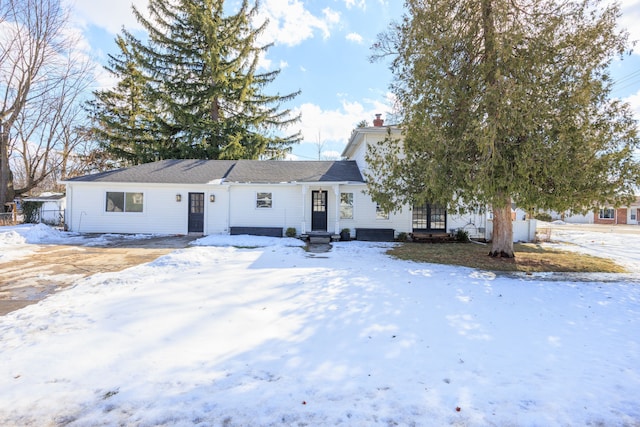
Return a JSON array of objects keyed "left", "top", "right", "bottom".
[
  {"left": 368, "top": 0, "right": 640, "bottom": 257},
  {"left": 89, "top": 0, "right": 301, "bottom": 163}
]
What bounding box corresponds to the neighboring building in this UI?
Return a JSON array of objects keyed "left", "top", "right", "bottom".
[
  {"left": 61, "top": 116, "right": 537, "bottom": 242},
  {"left": 593, "top": 197, "right": 640, "bottom": 225},
  {"left": 21, "top": 192, "right": 66, "bottom": 225},
  {"left": 544, "top": 197, "right": 640, "bottom": 225}
]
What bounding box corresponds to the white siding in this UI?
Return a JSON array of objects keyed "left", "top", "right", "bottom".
[
  {"left": 228, "top": 185, "right": 304, "bottom": 233},
  {"left": 66, "top": 183, "right": 228, "bottom": 235},
  {"left": 204, "top": 188, "right": 229, "bottom": 234}
]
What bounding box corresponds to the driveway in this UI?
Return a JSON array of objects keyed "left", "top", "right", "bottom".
[{"left": 0, "top": 235, "right": 199, "bottom": 316}]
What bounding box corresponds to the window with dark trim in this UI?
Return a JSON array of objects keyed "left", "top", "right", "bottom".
[{"left": 106, "top": 192, "right": 143, "bottom": 212}]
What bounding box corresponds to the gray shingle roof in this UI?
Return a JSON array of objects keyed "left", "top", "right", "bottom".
[
  {"left": 63, "top": 160, "right": 237, "bottom": 184},
  {"left": 63, "top": 159, "right": 364, "bottom": 184},
  {"left": 225, "top": 160, "right": 363, "bottom": 183}
]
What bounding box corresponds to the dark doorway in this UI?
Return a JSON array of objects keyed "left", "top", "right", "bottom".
[
  {"left": 188, "top": 192, "right": 205, "bottom": 233},
  {"left": 311, "top": 190, "right": 328, "bottom": 231},
  {"left": 412, "top": 203, "right": 446, "bottom": 232}
]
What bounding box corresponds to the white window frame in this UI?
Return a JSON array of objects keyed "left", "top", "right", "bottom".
[{"left": 599, "top": 208, "right": 615, "bottom": 219}]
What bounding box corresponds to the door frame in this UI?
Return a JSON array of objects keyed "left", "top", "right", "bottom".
[
  {"left": 311, "top": 190, "right": 328, "bottom": 231},
  {"left": 188, "top": 192, "right": 205, "bottom": 233}
]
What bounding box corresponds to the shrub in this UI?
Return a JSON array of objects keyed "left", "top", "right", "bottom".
[
  {"left": 396, "top": 231, "right": 408, "bottom": 242},
  {"left": 534, "top": 212, "right": 553, "bottom": 222},
  {"left": 285, "top": 227, "right": 297, "bottom": 238},
  {"left": 22, "top": 201, "right": 43, "bottom": 224},
  {"left": 455, "top": 229, "right": 470, "bottom": 243}
]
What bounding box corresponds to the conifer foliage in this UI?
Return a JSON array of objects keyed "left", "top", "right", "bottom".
[
  {"left": 368, "top": 0, "right": 640, "bottom": 257},
  {"left": 88, "top": 0, "right": 301, "bottom": 163}
]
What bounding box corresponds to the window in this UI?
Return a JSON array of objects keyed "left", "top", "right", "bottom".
[
  {"left": 599, "top": 208, "right": 615, "bottom": 219},
  {"left": 412, "top": 203, "right": 446, "bottom": 231},
  {"left": 256, "top": 192, "right": 272, "bottom": 208},
  {"left": 376, "top": 204, "right": 389, "bottom": 220},
  {"left": 106, "top": 192, "right": 143, "bottom": 212},
  {"left": 340, "top": 193, "right": 353, "bottom": 219}
]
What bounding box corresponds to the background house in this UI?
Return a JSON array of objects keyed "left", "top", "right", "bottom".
[{"left": 21, "top": 193, "right": 66, "bottom": 226}]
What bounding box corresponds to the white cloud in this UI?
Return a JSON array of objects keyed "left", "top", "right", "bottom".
[
  {"left": 342, "top": 0, "right": 367, "bottom": 10},
  {"left": 294, "top": 96, "right": 392, "bottom": 149},
  {"left": 64, "top": 0, "right": 147, "bottom": 34},
  {"left": 322, "top": 8, "right": 341, "bottom": 26},
  {"left": 256, "top": 0, "right": 340, "bottom": 46},
  {"left": 321, "top": 150, "right": 342, "bottom": 160},
  {"left": 624, "top": 89, "right": 640, "bottom": 121},
  {"left": 279, "top": 60, "right": 289, "bottom": 69},
  {"left": 346, "top": 32, "right": 363, "bottom": 44},
  {"left": 618, "top": 0, "right": 640, "bottom": 45}
]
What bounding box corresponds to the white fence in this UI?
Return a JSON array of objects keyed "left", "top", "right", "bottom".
[{"left": 484, "top": 219, "right": 538, "bottom": 243}]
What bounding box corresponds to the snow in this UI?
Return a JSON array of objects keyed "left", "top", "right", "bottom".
[{"left": 0, "top": 224, "right": 639, "bottom": 426}]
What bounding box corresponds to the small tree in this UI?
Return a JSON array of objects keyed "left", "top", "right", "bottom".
[{"left": 369, "top": 0, "right": 639, "bottom": 257}]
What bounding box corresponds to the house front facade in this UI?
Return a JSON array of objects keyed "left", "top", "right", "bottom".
[
  {"left": 62, "top": 159, "right": 412, "bottom": 239},
  {"left": 61, "top": 118, "right": 537, "bottom": 242}
]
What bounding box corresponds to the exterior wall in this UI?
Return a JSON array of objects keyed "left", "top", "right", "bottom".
[
  {"left": 65, "top": 180, "right": 413, "bottom": 237},
  {"left": 594, "top": 207, "right": 627, "bottom": 225},
  {"left": 65, "top": 182, "right": 228, "bottom": 234},
  {"left": 226, "top": 183, "right": 412, "bottom": 237},
  {"left": 340, "top": 185, "right": 411, "bottom": 236},
  {"left": 228, "top": 184, "right": 303, "bottom": 235}
]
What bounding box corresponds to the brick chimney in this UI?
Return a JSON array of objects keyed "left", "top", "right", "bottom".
[{"left": 373, "top": 113, "right": 384, "bottom": 127}]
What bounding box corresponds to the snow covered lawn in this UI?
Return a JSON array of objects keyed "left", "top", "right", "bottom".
[{"left": 0, "top": 224, "right": 639, "bottom": 426}]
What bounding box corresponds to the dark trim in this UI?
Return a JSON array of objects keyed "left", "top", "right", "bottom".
[
  {"left": 356, "top": 228, "right": 395, "bottom": 242},
  {"left": 230, "top": 226, "right": 283, "bottom": 237}
]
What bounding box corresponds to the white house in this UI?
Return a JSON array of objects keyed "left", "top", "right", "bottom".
[{"left": 61, "top": 118, "right": 537, "bottom": 242}]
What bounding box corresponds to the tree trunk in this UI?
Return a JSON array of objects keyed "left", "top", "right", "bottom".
[
  {"left": 0, "top": 128, "right": 15, "bottom": 209},
  {"left": 489, "top": 194, "right": 514, "bottom": 258}
]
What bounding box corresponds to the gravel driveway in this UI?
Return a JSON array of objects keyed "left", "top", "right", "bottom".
[{"left": 0, "top": 235, "right": 198, "bottom": 316}]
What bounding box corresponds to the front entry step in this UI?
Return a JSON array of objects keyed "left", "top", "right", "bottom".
[{"left": 301, "top": 233, "right": 340, "bottom": 244}]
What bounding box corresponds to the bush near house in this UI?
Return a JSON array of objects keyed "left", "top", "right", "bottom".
[{"left": 22, "top": 201, "right": 43, "bottom": 224}]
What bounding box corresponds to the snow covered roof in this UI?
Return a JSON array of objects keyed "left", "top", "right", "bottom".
[{"left": 61, "top": 159, "right": 364, "bottom": 185}]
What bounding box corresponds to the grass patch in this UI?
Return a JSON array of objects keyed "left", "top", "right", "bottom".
[{"left": 387, "top": 242, "right": 626, "bottom": 273}]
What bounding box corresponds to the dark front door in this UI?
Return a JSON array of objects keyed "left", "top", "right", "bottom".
[
  {"left": 188, "top": 192, "right": 204, "bottom": 233},
  {"left": 412, "top": 203, "right": 446, "bottom": 232},
  {"left": 311, "top": 190, "right": 328, "bottom": 231}
]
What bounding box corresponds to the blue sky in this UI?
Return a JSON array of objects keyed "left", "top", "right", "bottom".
[{"left": 65, "top": 0, "right": 640, "bottom": 161}]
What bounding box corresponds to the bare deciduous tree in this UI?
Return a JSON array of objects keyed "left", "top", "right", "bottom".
[{"left": 0, "top": 0, "right": 96, "bottom": 207}]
